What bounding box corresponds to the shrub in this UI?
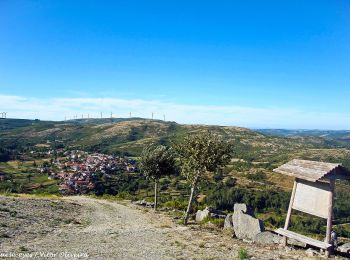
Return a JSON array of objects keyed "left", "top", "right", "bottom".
[
  {"left": 162, "top": 199, "right": 188, "bottom": 210},
  {"left": 200, "top": 217, "right": 225, "bottom": 227},
  {"left": 246, "top": 171, "right": 266, "bottom": 182},
  {"left": 116, "top": 191, "right": 135, "bottom": 200},
  {"left": 238, "top": 247, "right": 248, "bottom": 260},
  {"left": 225, "top": 177, "right": 237, "bottom": 187}
]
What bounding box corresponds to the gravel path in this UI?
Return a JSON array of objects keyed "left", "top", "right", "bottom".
[
  {"left": 20, "top": 197, "right": 177, "bottom": 259},
  {"left": 0, "top": 196, "right": 317, "bottom": 259}
]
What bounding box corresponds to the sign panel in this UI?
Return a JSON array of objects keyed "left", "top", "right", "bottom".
[{"left": 292, "top": 180, "right": 331, "bottom": 219}]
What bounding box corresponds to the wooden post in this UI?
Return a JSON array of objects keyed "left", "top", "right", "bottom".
[
  {"left": 325, "top": 179, "right": 335, "bottom": 257},
  {"left": 283, "top": 179, "right": 298, "bottom": 246}
]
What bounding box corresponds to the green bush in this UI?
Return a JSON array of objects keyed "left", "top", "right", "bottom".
[
  {"left": 162, "top": 199, "right": 188, "bottom": 210},
  {"left": 225, "top": 177, "right": 237, "bottom": 187},
  {"left": 246, "top": 171, "right": 266, "bottom": 182},
  {"left": 238, "top": 247, "right": 248, "bottom": 260},
  {"left": 200, "top": 217, "right": 225, "bottom": 227},
  {"left": 116, "top": 191, "right": 135, "bottom": 200}
]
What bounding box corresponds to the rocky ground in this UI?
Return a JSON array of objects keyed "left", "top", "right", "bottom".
[{"left": 0, "top": 195, "right": 347, "bottom": 259}]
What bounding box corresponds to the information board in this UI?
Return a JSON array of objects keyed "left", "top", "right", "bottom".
[{"left": 292, "top": 180, "right": 331, "bottom": 219}]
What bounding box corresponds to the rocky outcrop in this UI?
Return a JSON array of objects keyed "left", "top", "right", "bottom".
[
  {"left": 253, "top": 231, "right": 282, "bottom": 245},
  {"left": 196, "top": 208, "right": 210, "bottom": 222},
  {"left": 232, "top": 203, "right": 264, "bottom": 240},
  {"left": 253, "top": 231, "right": 307, "bottom": 247},
  {"left": 224, "top": 213, "right": 233, "bottom": 229},
  {"left": 338, "top": 242, "right": 350, "bottom": 255},
  {"left": 133, "top": 200, "right": 155, "bottom": 208},
  {"left": 195, "top": 207, "right": 226, "bottom": 222}
]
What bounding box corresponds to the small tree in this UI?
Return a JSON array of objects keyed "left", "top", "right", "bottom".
[
  {"left": 173, "top": 131, "right": 232, "bottom": 225},
  {"left": 139, "top": 145, "right": 177, "bottom": 211}
]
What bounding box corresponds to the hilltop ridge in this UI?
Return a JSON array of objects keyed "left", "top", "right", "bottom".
[
  {"left": 0, "top": 118, "right": 256, "bottom": 156},
  {"left": 2, "top": 118, "right": 350, "bottom": 167}
]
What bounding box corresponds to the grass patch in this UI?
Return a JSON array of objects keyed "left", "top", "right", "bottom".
[
  {"left": 162, "top": 199, "right": 188, "bottom": 210},
  {"left": 200, "top": 217, "right": 225, "bottom": 227},
  {"left": 237, "top": 247, "right": 248, "bottom": 260},
  {"left": 19, "top": 246, "right": 28, "bottom": 252},
  {"left": 174, "top": 240, "right": 186, "bottom": 249},
  {"left": 198, "top": 241, "right": 206, "bottom": 248}
]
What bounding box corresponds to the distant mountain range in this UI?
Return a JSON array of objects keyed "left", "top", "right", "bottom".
[
  {"left": 1, "top": 118, "right": 349, "bottom": 162},
  {"left": 257, "top": 129, "right": 350, "bottom": 144}
]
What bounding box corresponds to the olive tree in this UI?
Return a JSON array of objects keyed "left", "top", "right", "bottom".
[
  {"left": 139, "top": 144, "right": 177, "bottom": 211},
  {"left": 173, "top": 131, "right": 232, "bottom": 225}
]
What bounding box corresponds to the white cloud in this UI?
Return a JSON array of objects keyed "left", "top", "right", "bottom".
[{"left": 0, "top": 94, "right": 349, "bottom": 129}]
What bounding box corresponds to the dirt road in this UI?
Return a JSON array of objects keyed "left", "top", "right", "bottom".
[{"left": 0, "top": 196, "right": 313, "bottom": 259}]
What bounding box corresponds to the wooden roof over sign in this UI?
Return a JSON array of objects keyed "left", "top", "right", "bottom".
[{"left": 273, "top": 159, "right": 350, "bottom": 182}]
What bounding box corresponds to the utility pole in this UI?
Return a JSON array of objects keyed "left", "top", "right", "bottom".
[
  {"left": 100, "top": 112, "right": 103, "bottom": 119},
  {"left": 152, "top": 112, "right": 154, "bottom": 120},
  {"left": 129, "top": 112, "right": 131, "bottom": 118}
]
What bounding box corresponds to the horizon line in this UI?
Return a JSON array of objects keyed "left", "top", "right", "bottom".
[{"left": 1, "top": 117, "right": 350, "bottom": 131}]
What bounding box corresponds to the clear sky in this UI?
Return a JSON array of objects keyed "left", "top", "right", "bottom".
[{"left": 0, "top": 1, "right": 350, "bottom": 129}]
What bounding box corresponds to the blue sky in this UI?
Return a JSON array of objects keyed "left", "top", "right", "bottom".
[{"left": 0, "top": 1, "right": 350, "bottom": 129}]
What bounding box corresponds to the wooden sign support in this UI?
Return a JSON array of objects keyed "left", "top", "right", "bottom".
[
  {"left": 273, "top": 159, "right": 350, "bottom": 258},
  {"left": 325, "top": 179, "right": 335, "bottom": 257},
  {"left": 276, "top": 178, "right": 335, "bottom": 256},
  {"left": 283, "top": 179, "right": 297, "bottom": 246}
]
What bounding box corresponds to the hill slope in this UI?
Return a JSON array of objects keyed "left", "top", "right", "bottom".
[
  {"left": 2, "top": 118, "right": 350, "bottom": 188},
  {"left": 0, "top": 118, "right": 343, "bottom": 157}
]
